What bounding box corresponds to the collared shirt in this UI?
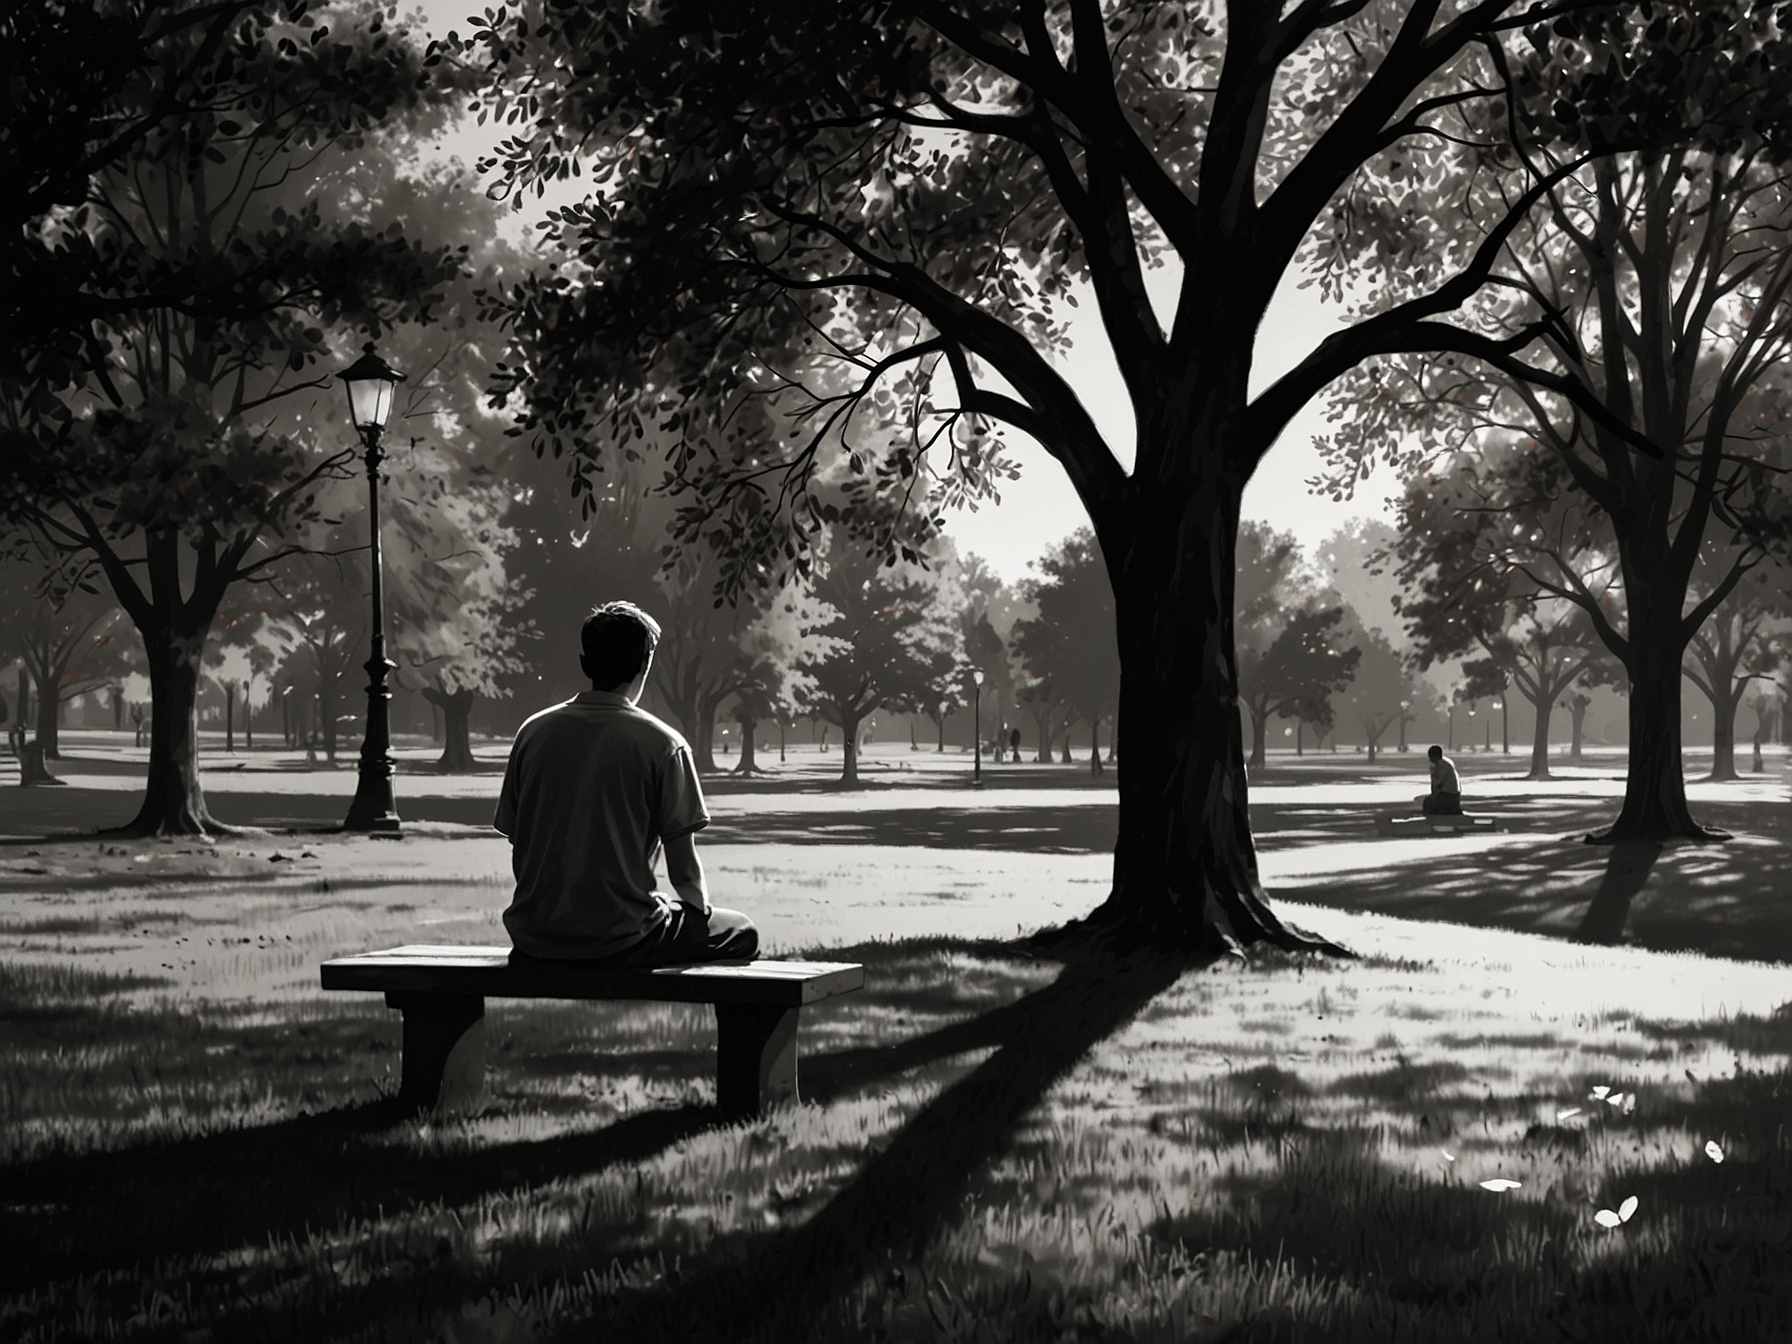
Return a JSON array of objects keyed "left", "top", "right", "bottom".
[
  {"left": 495, "top": 691, "right": 709, "bottom": 960},
  {"left": 1430, "top": 754, "right": 1461, "bottom": 794}
]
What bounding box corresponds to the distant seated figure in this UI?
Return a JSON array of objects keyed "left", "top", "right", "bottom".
[
  {"left": 497, "top": 600, "right": 758, "bottom": 970},
  {"left": 1421, "top": 744, "right": 1463, "bottom": 815}
]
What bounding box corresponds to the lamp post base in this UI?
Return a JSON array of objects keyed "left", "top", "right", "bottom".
[{"left": 343, "top": 647, "right": 401, "bottom": 834}]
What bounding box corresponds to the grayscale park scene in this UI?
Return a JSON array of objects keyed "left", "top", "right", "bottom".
[{"left": 5, "top": 1, "right": 1792, "bottom": 1339}]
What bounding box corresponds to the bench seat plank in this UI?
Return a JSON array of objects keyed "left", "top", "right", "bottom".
[{"left": 321, "top": 946, "right": 864, "bottom": 1006}]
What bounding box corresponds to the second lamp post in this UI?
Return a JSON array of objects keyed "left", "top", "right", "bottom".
[
  {"left": 971, "top": 667, "right": 985, "bottom": 787},
  {"left": 339, "top": 343, "right": 405, "bottom": 833}
]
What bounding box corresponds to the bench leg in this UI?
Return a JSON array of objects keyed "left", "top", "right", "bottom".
[
  {"left": 714, "top": 1003, "right": 800, "bottom": 1120},
  {"left": 386, "top": 992, "right": 486, "bottom": 1113}
]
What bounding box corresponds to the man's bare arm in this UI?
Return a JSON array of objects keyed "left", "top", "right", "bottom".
[{"left": 664, "top": 833, "right": 711, "bottom": 916}]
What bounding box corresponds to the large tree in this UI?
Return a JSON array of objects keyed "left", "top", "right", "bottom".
[
  {"left": 464, "top": 0, "right": 1690, "bottom": 951},
  {"left": 0, "top": 5, "right": 464, "bottom": 833},
  {"left": 1323, "top": 7, "right": 1792, "bottom": 839}
]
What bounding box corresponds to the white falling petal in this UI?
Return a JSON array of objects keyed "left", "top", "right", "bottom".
[
  {"left": 1441, "top": 1150, "right": 1456, "bottom": 1162},
  {"left": 1556, "top": 1107, "right": 1582, "bottom": 1121},
  {"left": 1594, "top": 1195, "right": 1638, "bottom": 1228},
  {"left": 1590, "top": 1085, "right": 1611, "bottom": 1100},
  {"left": 1479, "top": 1179, "right": 1521, "bottom": 1192},
  {"left": 1605, "top": 1092, "right": 1627, "bottom": 1108},
  {"left": 1705, "top": 1141, "right": 1725, "bottom": 1163},
  {"left": 1622, "top": 1093, "right": 1637, "bottom": 1115}
]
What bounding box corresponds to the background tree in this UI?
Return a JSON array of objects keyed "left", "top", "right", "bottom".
[
  {"left": 460, "top": 0, "right": 1692, "bottom": 952},
  {"left": 1233, "top": 522, "right": 1360, "bottom": 768},
  {"left": 0, "top": 559, "right": 131, "bottom": 758},
  {"left": 1333, "top": 618, "right": 1418, "bottom": 765},
  {"left": 1240, "top": 601, "right": 1361, "bottom": 769},
  {"left": 1681, "top": 552, "right": 1791, "bottom": 782},
  {"left": 0, "top": 6, "right": 465, "bottom": 833},
  {"left": 728, "top": 587, "right": 839, "bottom": 775},
  {"left": 796, "top": 538, "right": 945, "bottom": 787},
  {"left": 1387, "top": 447, "right": 1620, "bottom": 780},
  {"left": 1323, "top": 9, "right": 1792, "bottom": 839},
  {"left": 1011, "top": 530, "right": 1118, "bottom": 777}
]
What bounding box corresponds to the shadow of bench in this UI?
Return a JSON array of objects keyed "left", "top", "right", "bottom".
[{"left": 320, "top": 945, "right": 864, "bottom": 1120}]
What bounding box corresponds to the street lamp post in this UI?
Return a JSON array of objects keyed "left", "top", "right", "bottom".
[
  {"left": 971, "top": 667, "right": 985, "bottom": 787},
  {"left": 1467, "top": 703, "right": 1476, "bottom": 752},
  {"left": 339, "top": 343, "right": 405, "bottom": 833},
  {"left": 1498, "top": 690, "right": 1509, "bottom": 755}
]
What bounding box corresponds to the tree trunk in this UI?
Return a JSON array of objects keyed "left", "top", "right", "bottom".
[
  {"left": 834, "top": 709, "right": 862, "bottom": 786},
  {"left": 127, "top": 624, "right": 220, "bottom": 835},
  {"left": 933, "top": 710, "right": 946, "bottom": 751},
  {"left": 225, "top": 683, "right": 235, "bottom": 753},
  {"left": 319, "top": 680, "right": 341, "bottom": 764},
  {"left": 1526, "top": 688, "right": 1557, "bottom": 781},
  {"left": 1570, "top": 700, "right": 1588, "bottom": 762},
  {"left": 1246, "top": 701, "right": 1267, "bottom": 768},
  {"left": 1706, "top": 683, "right": 1745, "bottom": 783},
  {"left": 1081, "top": 471, "right": 1345, "bottom": 954},
  {"left": 1597, "top": 612, "right": 1717, "bottom": 842},
  {"left": 34, "top": 675, "right": 60, "bottom": 759},
  {"left": 692, "top": 693, "right": 720, "bottom": 772},
  {"left": 424, "top": 685, "right": 477, "bottom": 771},
  {"left": 734, "top": 715, "right": 759, "bottom": 773}
]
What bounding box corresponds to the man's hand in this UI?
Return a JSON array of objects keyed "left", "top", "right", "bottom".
[{"left": 664, "top": 832, "right": 711, "bottom": 917}]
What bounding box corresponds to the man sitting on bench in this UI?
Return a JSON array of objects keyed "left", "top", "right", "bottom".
[
  {"left": 1420, "top": 744, "right": 1463, "bottom": 815},
  {"left": 496, "top": 601, "right": 759, "bottom": 969}
]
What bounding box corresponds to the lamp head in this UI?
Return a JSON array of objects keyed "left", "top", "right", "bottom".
[
  {"left": 338, "top": 342, "right": 405, "bottom": 435},
  {"left": 971, "top": 668, "right": 985, "bottom": 687}
]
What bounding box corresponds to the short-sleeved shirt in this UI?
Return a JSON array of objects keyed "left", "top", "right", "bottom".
[
  {"left": 495, "top": 691, "right": 709, "bottom": 960},
  {"left": 1430, "top": 754, "right": 1461, "bottom": 794}
]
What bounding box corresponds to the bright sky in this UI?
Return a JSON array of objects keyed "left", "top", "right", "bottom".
[{"left": 405, "top": 1, "right": 1398, "bottom": 583}]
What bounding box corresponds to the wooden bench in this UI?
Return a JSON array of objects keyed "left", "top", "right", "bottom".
[
  {"left": 1376, "top": 813, "right": 1500, "bottom": 836},
  {"left": 319, "top": 945, "right": 864, "bottom": 1120}
]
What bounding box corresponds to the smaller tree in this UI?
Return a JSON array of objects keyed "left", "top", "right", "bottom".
[
  {"left": 1011, "top": 530, "right": 1118, "bottom": 777},
  {"left": 0, "top": 559, "right": 132, "bottom": 758},
  {"left": 729, "top": 587, "right": 837, "bottom": 776},
  {"left": 1332, "top": 620, "right": 1416, "bottom": 766},
  {"left": 796, "top": 540, "right": 942, "bottom": 787},
  {"left": 1240, "top": 601, "right": 1360, "bottom": 769},
  {"left": 1682, "top": 558, "right": 1791, "bottom": 782}
]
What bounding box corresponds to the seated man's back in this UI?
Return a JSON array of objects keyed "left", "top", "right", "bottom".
[{"left": 495, "top": 601, "right": 757, "bottom": 968}]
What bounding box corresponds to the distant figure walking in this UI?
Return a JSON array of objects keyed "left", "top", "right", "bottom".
[
  {"left": 1009, "top": 726, "right": 1021, "bottom": 761},
  {"left": 1421, "top": 744, "right": 1463, "bottom": 815},
  {"left": 497, "top": 601, "right": 758, "bottom": 970},
  {"left": 131, "top": 704, "right": 145, "bottom": 748}
]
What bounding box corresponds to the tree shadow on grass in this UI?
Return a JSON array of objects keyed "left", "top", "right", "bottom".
[
  {"left": 0, "top": 1070, "right": 718, "bottom": 1296},
  {"left": 1265, "top": 802, "right": 1792, "bottom": 963},
  {"left": 569, "top": 942, "right": 1198, "bottom": 1342},
  {"left": 1574, "top": 841, "right": 1663, "bottom": 945}
]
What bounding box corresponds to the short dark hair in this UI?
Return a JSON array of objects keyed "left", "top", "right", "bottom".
[
  {"left": 581, "top": 601, "right": 661, "bottom": 690},
  {"left": 1428, "top": 744, "right": 1443, "bottom": 761}
]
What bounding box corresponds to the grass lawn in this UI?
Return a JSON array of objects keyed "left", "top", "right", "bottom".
[{"left": 2, "top": 738, "right": 1790, "bottom": 1341}]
